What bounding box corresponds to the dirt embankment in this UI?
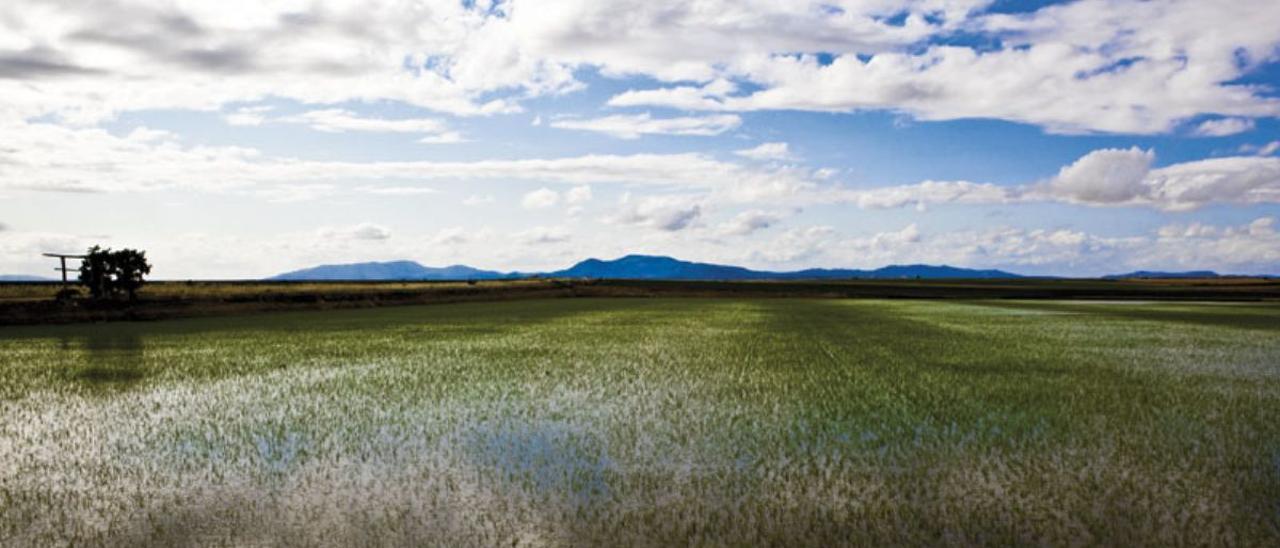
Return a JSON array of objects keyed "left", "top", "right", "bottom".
[{"left": 1, "top": 277, "right": 1277, "bottom": 326}]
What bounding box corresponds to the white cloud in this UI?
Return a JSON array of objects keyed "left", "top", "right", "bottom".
[
  {"left": 6, "top": 119, "right": 1278, "bottom": 215},
  {"left": 607, "top": 2, "right": 1280, "bottom": 134},
  {"left": 430, "top": 226, "right": 470, "bottom": 246},
  {"left": 417, "top": 132, "right": 466, "bottom": 144},
  {"left": 833, "top": 180, "right": 1015, "bottom": 209},
  {"left": 284, "top": 109, "right": 446, "bottom": 134},
  {"left": 550, "top": 113, "right": 741, "bottom": 139},
  {"left": 2, "top": 0, "right": 1277, "bottom": 135},
  {"left": 355, "top": 185, "right": 438, "bottom": 196},
  {"left": 0, "top": 121, "right": 819, "bottom": 203},
  {"left": 3, "top": 212, "right": 1277, "bottom": 279},
  {"left": 462, "top": 194, "right": 496, "bottom": 206},
  {"left": 751, "top": 217, "right": 1278, "bottom": 276},
  {"left": 565, "top": 185, "right": 592, "bottom": 205},
  {"left": 521, "top": 187, "right": 560, "bottom": 209},
  {"left": 514, "top": 225, "right": 571, "bottom": 245},
  {"left": 825, "top": 148, "right": 1280, "bottom": 212},
  {"left": 1240, "top": 141, "right": 1280, "bottom": 156},
  {"left": 1040, "top": 148, "right": 1280, "bottom": 211},
  {"left": 719, "top": 210, "right": 784, "bottom": 236},
  {"left": 279, "top": 109, "right": 465, "bottom": 143},
  {"left": 1048, "top": 147, "right": 1155, "bottom": 205},
  {"left": 748, "top": 225, "right": 836, "bottom": 264},
  {"left": 609, "top": 79, "right": 738, "bottom": 111},
  {"left": 223, "top": 105, "right": 273, "bottom": 127},
  {"left": 734, "top": 142, "right": 793, "bottom": 161},
  {"left": 609, "top": 195, "right": 703, "bottom": 232},
  {"left": 1142, "top": 156, "right": 1280, "bottom": 211},
  {"left": 318, "top": 223, "right": 391, "bottom": 241},
  {"left": 1192, "top": 117, "right": 1256, "bottom": 137}
]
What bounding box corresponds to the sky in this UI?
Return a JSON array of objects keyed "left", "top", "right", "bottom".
[{"left": 1, "top": 0, "right": 1279, "bottom": 279}]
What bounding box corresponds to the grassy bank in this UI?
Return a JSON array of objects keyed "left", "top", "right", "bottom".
[
  {"left": 2, "top": 277, "right": 1278, "bottom": 325},
  {"left": 2, "top": 298, "right": 1278, "bottom": 545}
]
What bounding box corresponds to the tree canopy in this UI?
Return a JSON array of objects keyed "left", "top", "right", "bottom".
[{"left": 78, "top": 246, "right": 152, "bottom": 300}]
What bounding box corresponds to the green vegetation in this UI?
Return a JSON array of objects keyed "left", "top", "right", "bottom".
[
  {"left": 1, "top": 299, "right": 1278, "bottom": 545},
  {"left": 77, "top": 246, "right": 152, "bottom": 300}
]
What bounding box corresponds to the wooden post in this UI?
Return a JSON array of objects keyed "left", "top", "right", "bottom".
[{"left": 42, "top": 253, "right": 87, "bottom": 289}]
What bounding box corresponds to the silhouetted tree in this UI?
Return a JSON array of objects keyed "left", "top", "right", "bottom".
[
  {"left": 78, "top": 246, "right": 152, "bottom": 301},
  {"left": 113, "top": 249, "right": 152, "bottom": 300},
  {"left": 79, "top": 246, "right": 112, "bottom": 299}
]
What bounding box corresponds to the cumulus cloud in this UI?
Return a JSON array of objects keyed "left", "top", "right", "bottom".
[
  {"left": 1143, "top": 156, "right": 1280, "bottom": 211},
  {"left": 462, "top": 194, "right": 495, "bottom": 206},
  {"left": 4, "top": 1, "right": 1274, "bottom": 133},
  {"left": 1192, "top": 118, "right": 1256, "bottom": 137},
  {"left": 319, "top": 223, "right": 391, "bottom": 241},
  {"left": 0, "top": 1, "right": 529, "bottom": 121},
  {"left": 734, "top": 142, "right": 794, "bottom": 161},
  {"left": 1040, "top": 148, "right": 1280, "bottom": 211},
  {"left": 514, "top": 226, "right": 571, "bottom": 245},
  {"left": 610, "top": 195, "right": 703, "bottom": 232},
  {"left": 607, "top": 2, "right": 1280, "bottom": 134},
  {"left": 1047, "top": 147, "right": 1155, "bottom": 205},
  {"left": 550, "top": 113, "right": 741, "bottom": 139},
  {"left": 521, "top": 187, "right": 560, "bottom": 209},
  {"left": 833, "top": 180, "right": 1016, "bottom": 210},
  {"left": 837, "top": 148, "right": 1280, "bottom": 212},
  {"left": 719, "top": 210, "right": 784, "bottom": 236},
  {"left": 6, "top": 119, "right": 1277, "bottom": 214},
  {"left": 752, "top": 216, "right": 1278, "bottom": 276},
  {"left": 4, "top": 213, "right": 1276, "bottom": 279}
]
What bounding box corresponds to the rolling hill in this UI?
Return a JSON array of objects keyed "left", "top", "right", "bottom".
[
  {"left": 269, "top": 255, "right": 1025, "bottom": 281},
  {"left": 1102, "top": 270, "right": 1220, "bottom": 279},
  {"left": 0, "top": 275, "right": 53, "bottom": 282},
  {"left": 269, "top": 260, "right": 518, "bottom": 281}
]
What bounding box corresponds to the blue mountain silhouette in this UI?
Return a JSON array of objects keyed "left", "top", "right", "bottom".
[{"left": 269, "top": 254, "right": 1024, "bottom": 281}]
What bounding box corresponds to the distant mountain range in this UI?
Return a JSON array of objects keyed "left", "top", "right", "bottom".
[
  {"left": 548, "top": 255, "right": 1022, "bottom": 280},
  {"left": 1102, "top": 270, "right": 1220, "bottom": 279},
  {"left": 269, "top": 254, "right": 1025, "bottom": 281},
  {"left": 268, "top": 260, "right": 520, "bottom": 281},
  {"left": 0, "top": 275, "right": 53, "bottom": 282},
  {"left": 0, "top": 258, "right": 1255, "bottom": 283}
]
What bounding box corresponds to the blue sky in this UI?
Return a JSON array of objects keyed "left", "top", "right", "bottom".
[{"left": 1, "top": 0, "right": 1279, "bottom": 278}]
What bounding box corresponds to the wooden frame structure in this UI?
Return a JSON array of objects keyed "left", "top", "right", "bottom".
[{"left": 42, "top": 252, "right": 87, "bottom": 287}]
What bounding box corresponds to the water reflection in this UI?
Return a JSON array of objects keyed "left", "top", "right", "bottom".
[{"left": 465, "top": 422, "right": 614, "bottom": 505}]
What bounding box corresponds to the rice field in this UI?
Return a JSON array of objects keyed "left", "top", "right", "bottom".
[{"left": 1, "top": 298, "right": 1278, "bottom": 546}]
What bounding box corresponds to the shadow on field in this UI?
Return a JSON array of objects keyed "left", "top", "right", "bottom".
[
  {"left": 0, "top": 298, "right": 616, "bottom": 353},
  {"left": 60, "top": 329, "right": 147, "bottom": 387},
  {"left": 977, "top": 300, "right": 1280, "bottom": 331}
]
